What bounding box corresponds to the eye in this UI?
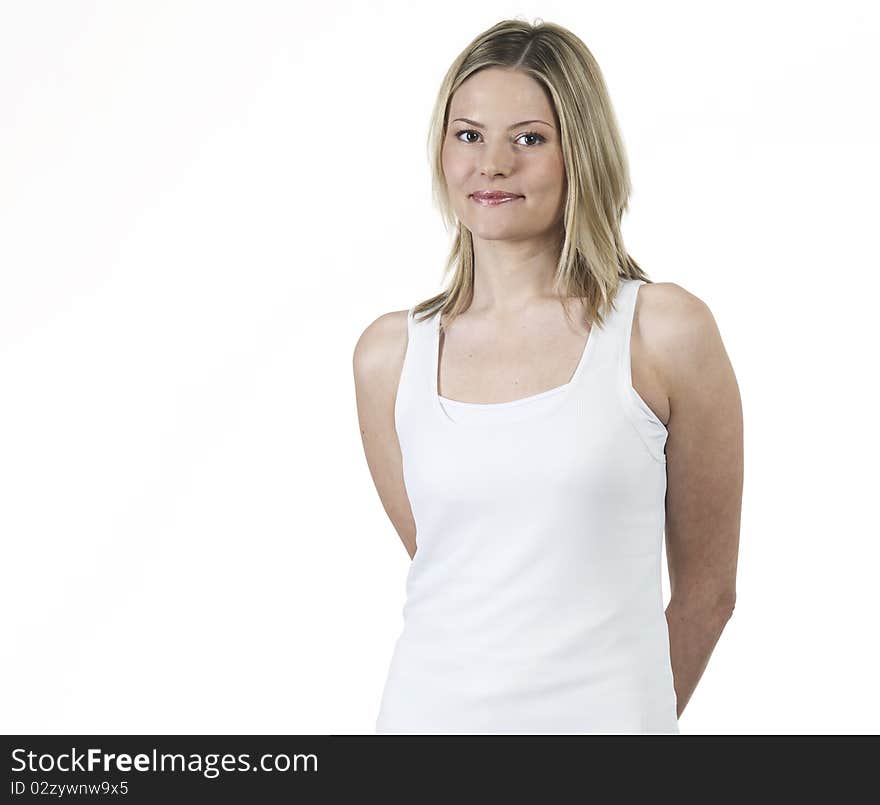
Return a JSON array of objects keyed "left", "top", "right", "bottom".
[{"left": 453, "top": 129, "right": 546, "bottom": 147}]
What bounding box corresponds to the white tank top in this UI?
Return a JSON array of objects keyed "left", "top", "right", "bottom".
[{"left": 376, "top": 278, "right": 679, "bottom": 734}]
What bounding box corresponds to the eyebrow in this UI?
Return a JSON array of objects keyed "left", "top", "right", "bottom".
[{"left": 451, "top": 117, "right": 553, "bottom": 130}]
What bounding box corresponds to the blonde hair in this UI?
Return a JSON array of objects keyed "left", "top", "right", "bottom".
[{"left": 413, "top": 17, "right": 651, "bottom": 333}]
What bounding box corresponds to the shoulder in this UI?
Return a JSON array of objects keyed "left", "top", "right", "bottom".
[
  {"left": 634, "top": 281, "right": 728, "bottom": 400},
  {"left": 352, "top": 308, "right": 410, "bottom": 387}
]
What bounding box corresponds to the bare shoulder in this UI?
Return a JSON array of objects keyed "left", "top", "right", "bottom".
[
  {"left": 352, "top": 309, "right": 410, "bottom": 387},
  {"left": 635, "top": 281, "right": 732, "bottom": 403}
]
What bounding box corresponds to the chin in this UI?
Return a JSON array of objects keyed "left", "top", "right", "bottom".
[{"left": 466, "top": 226, "right": 520, "bottom": 241}]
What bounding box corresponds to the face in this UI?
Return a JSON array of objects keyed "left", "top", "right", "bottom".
[{"left": 441, "top": 67, "right": 567, "bottom": 243}]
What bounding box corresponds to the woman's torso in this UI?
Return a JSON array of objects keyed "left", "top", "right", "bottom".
[{"left": 376, "top": 278, "right": 679, "bottom": 734}]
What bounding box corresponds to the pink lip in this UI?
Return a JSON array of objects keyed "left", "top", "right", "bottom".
[
  {"left": 471, "top": 192, "right": 523, "bottom": 200},
  {"left": 471, "top": 193, "right": 524, "bottom": 207}
]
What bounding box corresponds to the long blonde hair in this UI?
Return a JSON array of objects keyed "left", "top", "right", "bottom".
[{"left": 413, "top": 17, "right": 651, "bottom": 333}]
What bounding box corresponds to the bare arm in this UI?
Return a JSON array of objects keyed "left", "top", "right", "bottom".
[
  {"left": 641, "top": 282, "right": 743, "bottom": 719},
  {"left": 352, "top": 310, "right": 418, "bottom": 560}
]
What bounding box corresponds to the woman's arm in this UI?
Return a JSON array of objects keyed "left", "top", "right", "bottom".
[
  {"left": 353, "top": 310, "right": 419, "bottom": 560},
  {"left": 639, "top": 282, "right": 743, "bottom": 719}
]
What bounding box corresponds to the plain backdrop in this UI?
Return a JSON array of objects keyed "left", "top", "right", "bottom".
[{"left": 1, "top": 0, "right": 877, "bottom": 735}]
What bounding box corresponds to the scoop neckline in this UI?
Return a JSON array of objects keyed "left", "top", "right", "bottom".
[
  {"left": 438, "top": 380, "right": 568, "bottom": 408},
  {"left": 430, "top": 308, "right": 599, "bottom": 429}
]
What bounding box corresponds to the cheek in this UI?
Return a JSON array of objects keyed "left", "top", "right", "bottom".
[
  {"left": 442, "top": 146, "right": 467, "bottom": 183},
  {"left": 541, "top": 155, "right": 565, "bottom": 179},
  {"left": 534, "top": 156, "right": 566, "bottom": 189}
]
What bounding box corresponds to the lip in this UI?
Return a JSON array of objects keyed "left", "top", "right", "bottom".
[
  {"left": 471, "top": 191, "right": 523, "bottom": 200},
  {"left": 471, "top": 192, "right": 524, "bottom": 207}
]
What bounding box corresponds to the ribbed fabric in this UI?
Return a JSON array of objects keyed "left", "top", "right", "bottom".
[{"left": 376, "top": 278, "right": 678, "bottom": 734}]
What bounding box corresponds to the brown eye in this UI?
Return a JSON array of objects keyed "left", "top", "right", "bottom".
[
  {"left": 453, "top": 129, "right": 546, "bottom": 147},
  {"left": 454, "top": 129, "right": 481, "bottom": 144},
  {"left": 518, "top": 132, "right": 545, "bottom": 146}
]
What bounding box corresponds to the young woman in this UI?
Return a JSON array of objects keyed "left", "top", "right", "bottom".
[{"left": 353, "top": 18, "right": 742, "bottom": 734}]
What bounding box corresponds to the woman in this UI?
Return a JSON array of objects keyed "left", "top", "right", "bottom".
[{"left": 353, "top": 18, "right": 742, "bottom": 734}]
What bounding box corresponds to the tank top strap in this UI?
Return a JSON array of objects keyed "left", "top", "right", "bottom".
[
  {"left": 603, "top": 277, "right": 644, "bottom": 341},
  {"left": 607, "top": 278, "right": 646, "bottom": 375},
  {"left": 603, "top": 278, "right": 668, "bottom": 463},
  {"left": 571, "top": 278, "right": 643, "bottom": 375},
  {"left": 394, "top": 304, "right": 439, "bottom": 436},
  {"left": 615, "top": 275, "right": 646, "bottom": 355}
]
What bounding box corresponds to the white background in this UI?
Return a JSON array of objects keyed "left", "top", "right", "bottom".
[{"left": 1, "top": 0, "right": 877, "bottom": 735}]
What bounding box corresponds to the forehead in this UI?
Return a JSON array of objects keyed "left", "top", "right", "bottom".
[{"left": 449, "top": 67, "right": 555, "bottom": 122}]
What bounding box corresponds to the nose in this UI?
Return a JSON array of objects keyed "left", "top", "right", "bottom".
[{"left": 479, "top": 139, "right": 514, "bottom": 177}]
